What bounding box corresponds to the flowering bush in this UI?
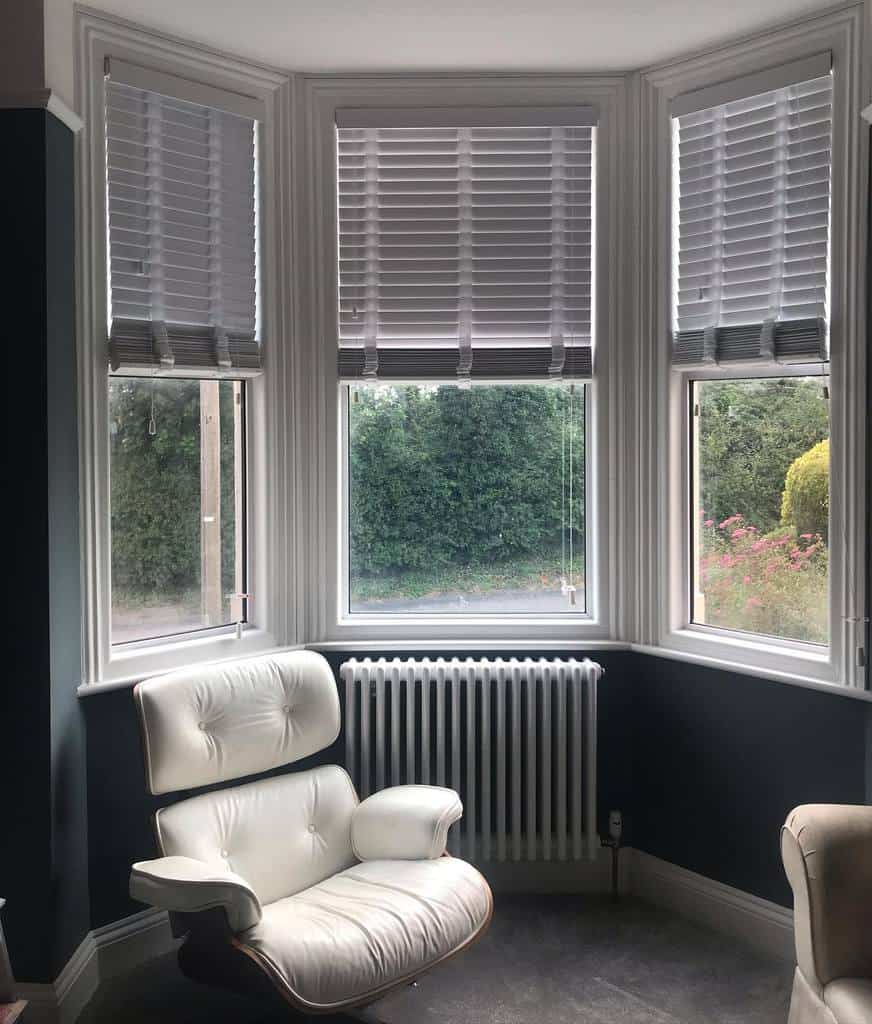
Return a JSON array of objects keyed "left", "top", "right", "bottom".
[{"left": 697, "top": 513, "right": 828, "bottom": 644}]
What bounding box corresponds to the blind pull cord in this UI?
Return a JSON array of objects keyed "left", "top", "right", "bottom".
[
  {"left": 549, "top": 127, "right": 567, "bottom": 380},
  {"left": 457, "top": 127, "right": 473, "bottom": 388},
  {"left": 363, "top": 129, "right": 380, "bottom": 381}
]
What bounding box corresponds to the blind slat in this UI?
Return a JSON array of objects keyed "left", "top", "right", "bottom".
[
  {"left": 106, "top": 78, "right": 259, "bottom": 374},
  {"left": 337, "top": 119, "right": 595, "bottom": 380},
  {"left": 672, "top": 72, "right": 832, "bottom": 367}
]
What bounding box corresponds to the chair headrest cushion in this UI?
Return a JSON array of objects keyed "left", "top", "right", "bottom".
[{"left": 134, "top": 651, "right": 340, "bottom": 795}]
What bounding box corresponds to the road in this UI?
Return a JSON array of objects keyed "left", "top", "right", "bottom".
[{"left": 353, "top": 588, "right": 578, "bottom": 614}]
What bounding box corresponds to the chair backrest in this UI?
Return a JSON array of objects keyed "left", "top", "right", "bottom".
[{"left": 135, "top": 651, "right": 359, "bottom": 904}]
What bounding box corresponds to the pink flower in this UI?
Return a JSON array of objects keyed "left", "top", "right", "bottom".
[
  {"left": 800, "top": 533, "right": 813, "bottom": 540},
  {"left": 743, "top": 575, "right": 751, "bottom": 584},
  {"left": 732, "top": 527, "right": 748, "bottom": 539},
  {"left": 719, "top": 514, "right": 743, "bottom": 529},
  {"left": 751, "top": 539, "right": 768, "bottom": 552},
  {"left": 746, "top": 597, "right": 763, "bottom": 608},
  {"left": 703, "top": 519, "right": 714, "bottom": 527}
]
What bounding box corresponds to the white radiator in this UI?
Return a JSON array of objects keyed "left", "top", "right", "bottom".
[{"left": 339, "top": 657, "right": 602, "bottom": 863}]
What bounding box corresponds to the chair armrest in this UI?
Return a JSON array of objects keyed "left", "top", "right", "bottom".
[
  {"left": 351, "top": 785, "right": 462, "bottom": 861},
  {"left": 782, "top": 804, "right": 872, "bottom": 990},
  {"left": 130, "top": 856, "right": 262, "bottom": 933}
]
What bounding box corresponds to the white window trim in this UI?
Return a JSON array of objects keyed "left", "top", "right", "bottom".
[
  {"left": 635, "top": 4, "right": 868, "bottom": 689},
  {"left": 297, "top": 73, "right": 630, "bottom": 645},
  {"left": 75, "top": 10, "right": 296, "bottom": 686}
]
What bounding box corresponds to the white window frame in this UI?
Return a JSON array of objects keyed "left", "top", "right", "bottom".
[
  {"left": 298, "top": 74, "right": 629, "bottom": 645},
  {"left": 636, "top": 5, "right": 867, "bottom": 688},
  {"left": 75, "top": 10, "right": 296, "bottom": 688}
]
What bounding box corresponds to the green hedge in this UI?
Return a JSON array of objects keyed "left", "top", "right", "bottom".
[
  {"left": 109, "top": 379, "right": 237, "bottom": 599},
  {"left": 349, "top": 385, "right": 584, "bottom": 575}
]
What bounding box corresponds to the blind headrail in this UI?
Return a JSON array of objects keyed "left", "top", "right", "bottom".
[
  {"left": 671, "top": 51, "right": 831, "bottom": 118},
  {"left": 105, "top": 56, "right": 265, "bottom": 121},
  {"left": 335, "top": 105, "right": 597, "bottom": 129}
]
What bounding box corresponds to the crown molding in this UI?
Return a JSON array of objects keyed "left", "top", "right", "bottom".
[{"left": 0, "top": 89, "right": 83, "bottom": 133}]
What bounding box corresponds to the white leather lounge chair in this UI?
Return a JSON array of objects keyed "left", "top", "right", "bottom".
[{"left": 129, "top": 650, "right": 493, "bottom": 1016}]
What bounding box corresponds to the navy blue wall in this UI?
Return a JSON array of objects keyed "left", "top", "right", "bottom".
[
  {"left": 633, "top": 654, "right": 871, "bottom": 906},
  {"left": 0, "top": 108, "right": 88, "bottom": 983}
]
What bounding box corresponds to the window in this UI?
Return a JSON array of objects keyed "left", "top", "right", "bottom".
[
  {"left": 103, "top": 60, "right": 262, "bottom": 647},
  {"left": 347, "top": 383, "right": 585, "bottom": 615},
  {"left": 336, "top": 107, "right": 596, "bottom": 621},
  {"left": 671, "top": 54, "right": 834, "bottom": 649},
  {"left": 109, "top": 378, "right": 246, "bottom": 644},
  {"left": 691, "top": 376, "right": 829, "bottom": 645}
]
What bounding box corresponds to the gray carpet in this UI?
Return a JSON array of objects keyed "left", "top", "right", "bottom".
[{"left": 79, "top": 895, "right": 793, "bottom": 1023}]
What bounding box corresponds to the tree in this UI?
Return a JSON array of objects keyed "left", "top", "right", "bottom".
[{"left": 697, "top": 378, "right": 828, "bottom": 534}]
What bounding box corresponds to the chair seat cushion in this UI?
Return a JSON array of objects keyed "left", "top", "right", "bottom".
[
  {"left": 825, "top": 978, "right": 872, "bottom": 1024},
  {"left": 239, "top": 856, "right": 492, "bottom": 1010}
]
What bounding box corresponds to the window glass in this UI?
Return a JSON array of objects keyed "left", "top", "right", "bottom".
[
  {"left": 692, "top": 376, "right": 829, "bottom": 644},
  {"left": 109, "top": 378, "right": 245, "bottom": 644},
  {"left": 347, "top": 384, "right": 585, "bottom": 615}
]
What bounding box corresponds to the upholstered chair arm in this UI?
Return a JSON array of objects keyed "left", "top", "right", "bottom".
[
  {"left": 130, "top": 856, "right": 262, "bottom": 933},
  {"left": 351, "top": 785, "right": 462, "bottom": 861},
  {"left": 782, "top": 804, "right": 872, "bottom": 991}
]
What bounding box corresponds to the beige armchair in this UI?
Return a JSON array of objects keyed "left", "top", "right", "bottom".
[{"left": 782, "top": 805, "right": 872, "bottom": 1024}]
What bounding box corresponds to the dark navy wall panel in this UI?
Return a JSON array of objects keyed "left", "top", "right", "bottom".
[
  {"left": 0, "top": 108, "right": 87, "bottom": 982},
  {"left": 633, "top": 654, "right": 870, "bottom": 907}
]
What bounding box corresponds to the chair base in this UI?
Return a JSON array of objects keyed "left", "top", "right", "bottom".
[{"left": 175, "top": 910, "right": 421, "bottom": 1022}]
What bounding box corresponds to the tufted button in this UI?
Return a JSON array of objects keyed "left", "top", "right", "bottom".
[
  {"left": 198, "top": 721, "right": 207, "bottom": 731},
  {"left": 308, "top": 823, "right": 316, "bottom": 833},
  {"left": 282, "top": 704, "right": 291, "bottom": 714},
  {"left": 221, "top": 849, "right": 229, "bottom": 859}
]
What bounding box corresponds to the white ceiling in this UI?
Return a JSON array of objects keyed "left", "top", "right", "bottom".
[{"left": 91, "top": 0, "right": 839, "bottom": 73}]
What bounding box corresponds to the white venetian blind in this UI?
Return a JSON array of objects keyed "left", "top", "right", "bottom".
[
  {"left": 105, "top": 60, "right": 262, "bottom": 374},
  {"left": 336, "top": 106, "right": 596, "bottom": 380},
  {"left": 672, "top": 54, "right": 832, "bottom": 366}
]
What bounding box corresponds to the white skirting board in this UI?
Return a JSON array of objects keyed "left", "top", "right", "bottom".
[
  {"left": 15, "top": 908, "right": 174, "bottom": 1024},
  {"left": 13, "top": 850, "right": 794, "bottom": 1022},
  {"left": 631, "top": 850, "right": 794, "bottom": 962}
]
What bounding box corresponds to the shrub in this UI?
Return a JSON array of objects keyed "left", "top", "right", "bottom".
[
  {"left": 698, "top": 516, "right": 828, "bottom": 644},
  {"left": 780, "top": 439, "right": 829, "bottom": 541}
]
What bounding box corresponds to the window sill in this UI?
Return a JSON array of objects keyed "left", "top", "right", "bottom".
[
  {"left": 631, "top": 636, "right": 871, "bottom": 702},
  {"left": 309, "top": 638, "right": 631, "bottom": 652},
  {"left": 77, "top": 628, "right": 288, "bottom": 696}
]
